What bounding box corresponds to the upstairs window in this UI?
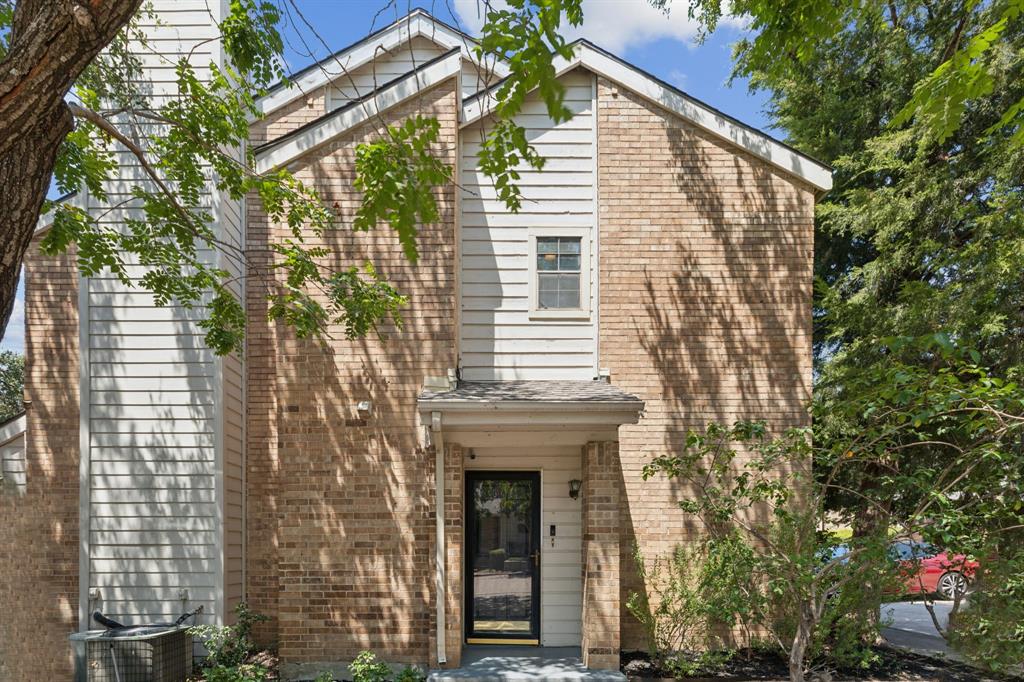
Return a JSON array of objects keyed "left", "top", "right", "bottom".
[
  {"left": 537, "top": 237, "right": 581, "bottom": 309},
  {"left": 528, "top": 229, "right": 591, "bottom": 319}
]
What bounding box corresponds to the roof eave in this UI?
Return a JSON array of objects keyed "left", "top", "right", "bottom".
[
  {"left": 418, "top": 398, "right": 645, "bottom": 430},
  {"left": 254, "top": 49, "right": 462, "bottom": 173},
  {"left": 253, "top": 9, "right": 507, "bottom": 120},
  {"left": 0, "top": 413, "right": 26, "bottom": 446},
  {"left": 34, "top": 191, "right": 84, "bottom": 236},
  {"left": 461, "top": 40, "right": 833, "bottom": 192}
]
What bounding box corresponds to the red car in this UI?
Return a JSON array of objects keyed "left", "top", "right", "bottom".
[{"left": 890, "top": 541, "right": 978, "bottom": 600}]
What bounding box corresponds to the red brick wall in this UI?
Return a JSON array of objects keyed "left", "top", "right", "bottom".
[
  {"left": 595, "top": 78, "right": 815, "bottom": 651},
  {"left": 0, "top": 241, "right": 80, "bottom": 679},
  {"left": 245, "top": 78, "right": 458, "bottom": 666}
]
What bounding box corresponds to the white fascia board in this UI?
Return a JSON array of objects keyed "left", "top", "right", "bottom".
[
  {"left": 254, "top": 10, "right": 506, "bottom": 118},
  {"left": 35, "top": 191, "right": 86, "bottom": 236},
  {"left": 0, "top": 414, "right": 26, "bottom": 446},
  {"left": 461, "top": 43, "right": 833, "bottom": 192},
  {"left": 579, "top": 45, "right": 833, "bottom": 191},
  {"left": 417, "top": 399, "right": 644, "bottom": 429},
  {"left": 462, "top": 51, "right": 578, "bottom": 124},
  {"left": 255, "top": 50, "right": 462, "bottom": 174}
]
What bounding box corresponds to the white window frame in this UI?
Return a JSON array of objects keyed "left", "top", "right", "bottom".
[{"left": 527, "top": 227, "right": 592, "bottom": 320}]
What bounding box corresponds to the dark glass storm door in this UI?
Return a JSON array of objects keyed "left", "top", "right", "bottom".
[{"left": 465, "top": 471, "right": 541, "bottom": 644}]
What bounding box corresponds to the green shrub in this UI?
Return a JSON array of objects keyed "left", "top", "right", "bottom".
[
  {"left": 190, "top": 602, "right": 268, "bottom": 669},
  {"left": 350, "top": 651, "right": 391, "bottom": 682},
  {"left": 951, "top": 550, "right": 1024, "bottom": 672},
  {"left": 394, "top": 665, "right": 427, "bottom": 682},
  {"left": 201, "top": 663, "right": 270, "bottom": 682},
  {"left": 626, "top": 540, "right": 736, "bottom": 671},
  {"left": 190, "top": 603, "right": 271, "bottom": 681}
]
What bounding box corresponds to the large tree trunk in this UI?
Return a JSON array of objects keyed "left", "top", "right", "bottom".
[{"left": 0, "top": 0, "right": 142, "bottom": 339}]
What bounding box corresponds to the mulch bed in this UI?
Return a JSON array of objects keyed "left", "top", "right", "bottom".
[{"left": 621, "top": 647, "right": 1024, "bottom": 681}]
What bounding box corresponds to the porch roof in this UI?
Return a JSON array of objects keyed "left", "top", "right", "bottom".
[
  {"left": 418, "top": 380, "right": 644, "bottom": 433},
  {"left": 419, "top": 380, "right": 642, "bottom": 405}
]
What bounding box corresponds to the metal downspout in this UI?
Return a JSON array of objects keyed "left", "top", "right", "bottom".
[{"left": 432, "top": 411, "right": 447, "bottom": 665}]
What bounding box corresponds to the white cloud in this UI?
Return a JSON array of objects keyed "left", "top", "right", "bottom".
[{"left": 452, "top": 0, "right": 743, "bottom": 54}]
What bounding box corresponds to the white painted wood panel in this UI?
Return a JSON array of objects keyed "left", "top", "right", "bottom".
[{"left": 464, "top": 445, "right": 583, "bottom": 647}]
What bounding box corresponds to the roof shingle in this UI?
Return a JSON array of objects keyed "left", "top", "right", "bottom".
[{"left": 419, "top": 380, "right": 642, "bottom": 404}]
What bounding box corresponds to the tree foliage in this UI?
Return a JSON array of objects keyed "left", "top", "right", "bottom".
[
  {"left": 685, "top": 0, "right": 1024, "bottom": 148},
  {"left": 0, "top": 350, "right": 24, "bottom": 422},
  {"left": 643, "top": 337, "right": 1024, "bottom": 680},
  {"left": 0, "top": 0, "right": 595, "bottom": 354}
]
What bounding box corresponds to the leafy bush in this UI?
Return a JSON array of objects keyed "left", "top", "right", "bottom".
[
  {"left": 201, "top": 663, "right": 270, "bottom": 682},
  {"left": 951, "top": 550, "right": 1024, "bottom": 672},
  {"left": 348, "top": 651, "right": 425, "bottom": 682},
  {"left": 190, "top": 603, "right": 270, "bottom": 679},
  {"left": 641, "top": 337, "right": 1024, "bottom": 681},
  {"left": 394, "top": 665, "right": 427, "bottom": 682},
  {"left": 625, "top": 540, "right": 737, "bottom": 674},
  {"left": 350, "top": 651, "right": 392, "bottom": 682}
]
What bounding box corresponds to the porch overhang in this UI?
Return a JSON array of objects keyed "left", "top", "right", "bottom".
[{"left": 417, "top": 380, "right": 644, "bottom": 434}]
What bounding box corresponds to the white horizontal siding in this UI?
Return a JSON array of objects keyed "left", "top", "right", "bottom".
[
  {"left": 0, "top": 429, "right": 26, "bottom": 495},
  {"left": 465, "top": 445, "right": 583, "bottom": 647},
  {"left": 82, "top": 0, "right": 234, "bottom": 635},
  {"left": 459, "top": 70, "right": 598, "bottom": 380}
]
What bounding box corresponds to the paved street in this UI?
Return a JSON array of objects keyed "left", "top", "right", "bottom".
[{"left": 881, "top": 599, "right": 956, "bottom": 658}]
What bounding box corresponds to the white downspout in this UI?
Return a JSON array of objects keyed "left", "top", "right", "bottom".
[{"left": 431, "top": 411, "right": 447, "bottom": 665}]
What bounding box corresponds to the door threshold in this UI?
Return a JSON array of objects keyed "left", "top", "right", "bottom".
[{"left": 466, "top": 638, "right": 539, "bottom": 646}]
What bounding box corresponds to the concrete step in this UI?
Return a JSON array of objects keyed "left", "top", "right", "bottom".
[{"left": 428, "top": 646, "right": 625, "bottom": 682}]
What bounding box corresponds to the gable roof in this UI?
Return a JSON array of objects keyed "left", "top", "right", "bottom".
[
  {"left": 255, "top": 48, "right": 462, "bottom": 174},
  {"left": 254, "top": 10, "right": 832, "bottom": 191},
  {"left": 255, "top": 8, "right": 505, "bottom": 118},
  {"left": 463, "top": 41, "right": 832, "bottom": 192}
]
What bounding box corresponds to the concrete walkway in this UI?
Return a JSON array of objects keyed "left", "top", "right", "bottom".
[{"left": 428, "top": 646, "right": 625, "bottom": 681}]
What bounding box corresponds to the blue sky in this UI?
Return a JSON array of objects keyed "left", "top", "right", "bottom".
[{"left": 1, "top": 0, "right": 767, "bottom": 355}]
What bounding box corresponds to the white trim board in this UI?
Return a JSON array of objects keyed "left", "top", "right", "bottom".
[
  {"left": 35, "top": 191, "right": 86, "bottom": 235},
  {"left": 0, "top": 414, "right": 25, "bottom": 446},
  {"left": 462, "top": 42, "right": 833, "bottom": 192},
  {"left": 527, "top": 227, "right": 593, "bottom": 321},
  {"left": 418, "top": 400, "right": 643, "bottom": 432},
  {"left": 254, "top": 50, "right": 462, "bottom": 174},
  {"left": 253, "top": 9, "right": 506, "bottom": 119}
]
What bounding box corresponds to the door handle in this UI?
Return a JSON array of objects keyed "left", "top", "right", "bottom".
[{"left": 531, "top": 550, "right": 540, "bottom": 568}]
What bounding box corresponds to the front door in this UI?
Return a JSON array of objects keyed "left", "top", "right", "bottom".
[{"left": 465, "top": 471, "right": 541, "bottom": 645}]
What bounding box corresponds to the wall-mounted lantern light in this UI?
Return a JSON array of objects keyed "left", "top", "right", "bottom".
[
  {"left": 356, "top": 400, "right": 373, "bottom": 417},
  {"left": 568, "top": 479, "right": 582, "bottom": 500}
]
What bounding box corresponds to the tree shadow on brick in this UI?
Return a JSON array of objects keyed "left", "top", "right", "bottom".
[
  {"left": 0, "top": 244, "right": 82, "bottom": 680},
  {"left": 597, "top": 80, "right": 814, "bottom": 652},
  {"left": 245, "top": 80, "right": 460, "bottom": 669}
]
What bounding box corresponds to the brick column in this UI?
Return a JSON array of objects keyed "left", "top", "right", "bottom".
[
  {"left": 443, "top": 442, "right": 463, "bottom": 667},
  {"left": 581, "top": 441, "right": 622, "bottom": 670}
]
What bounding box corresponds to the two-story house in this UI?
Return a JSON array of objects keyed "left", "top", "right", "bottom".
[{"left": 0, "top": 4, "right": 830, "bottom": 680}]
